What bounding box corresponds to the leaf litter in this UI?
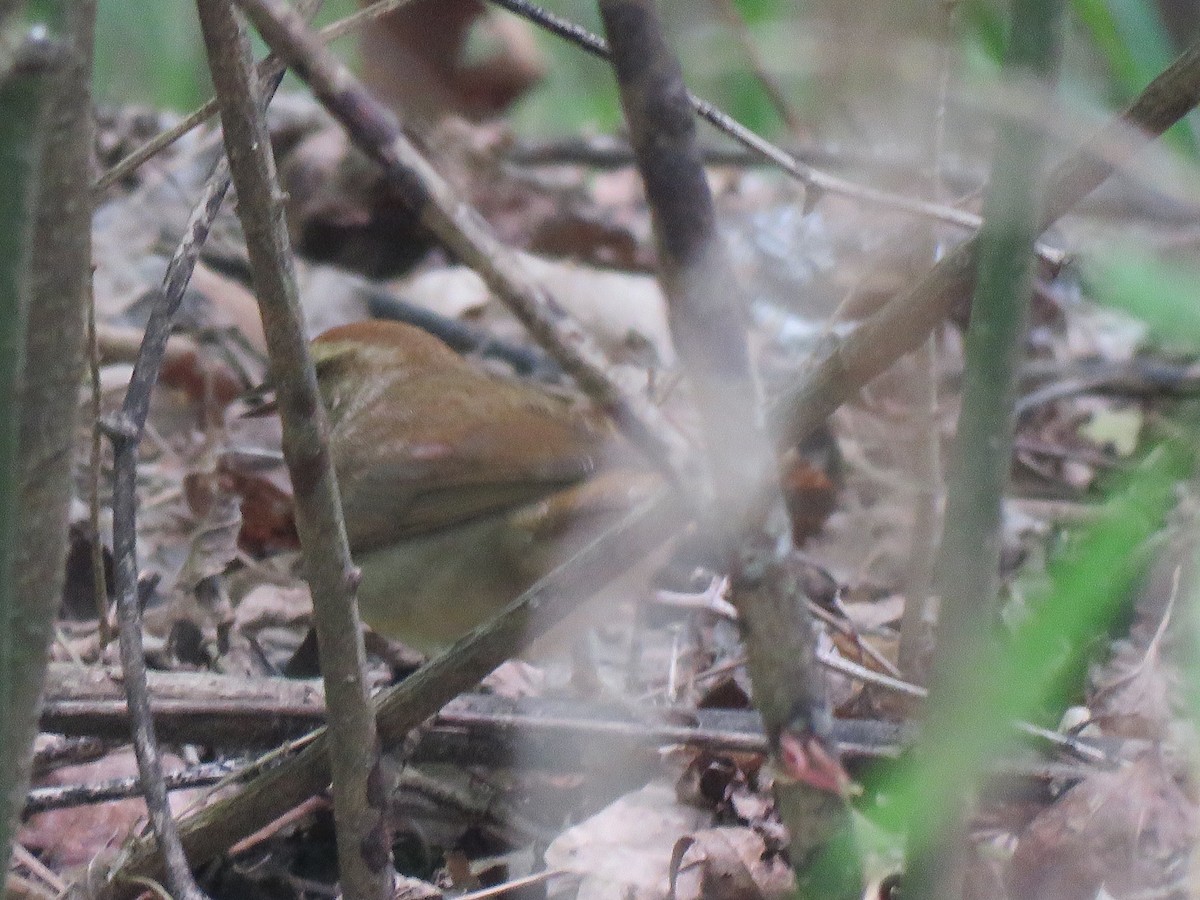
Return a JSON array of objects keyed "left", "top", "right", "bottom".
[{"left": 33, "top": 71, "right": 1200, "bottom": 898}]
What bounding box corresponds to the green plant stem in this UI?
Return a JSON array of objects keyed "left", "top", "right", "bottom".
[
  {"left": 11, "top": 0, "right": 94, "bottom": 884},
  {"left": 0, "top": 40, "right": 46, "bottom": 883},
  {"left": 904, "top": 0, "right": 1068, "bottom": 894}
]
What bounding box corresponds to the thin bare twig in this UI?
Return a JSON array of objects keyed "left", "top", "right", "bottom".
[
  {"left": 96, "top": 10, "right": 308, "bottom": 896},
  {"left": 25, "top": 761, "right": 240, "bottom": 815},
  {"left": 12, "top": 844, "right": 67, "bottom": 897},
  {"left": 197, "top": 2, "right": 394, "bottom": 897},
  {"left": 455, "top": 869, "right": 573, "bottom": 900},
  {"left": 86, "top": 272, "right": 112, "bottom": 646},
  {"left": 99, "top": 178, "right": 231, "bottom": 900},
  {"left": 33, "top": 678, "right": 1119, "bottom": 789},
  {"left": 707, "top": 0, "right": 804, "bottom": 135},
  {"left": 485, "top": 0, "right": 1060, "bottom": 268},
  {"left": 99, "top": 149, "right": 239, "bottom": 900},
  {"left": 505, "top": 134, "right": 986, "bottom": 191},
  {"left": 770, "top": 37, "right": 1200, "bottom": 453},
  {"left": 39, "top": 649, "right": 922, "bottom": 748},
  {"left": 32, "top": 734, "right": 107, "bottom": 772},
  {"left": 40, "top": 662, "right": 327, "bottom": 744},
  {"left": 91, "top": 0, "right": 421, "bottom": 193},
  {"left": 232, "top": 0, "right": 695, "bottom": 486},
  {"left": 897, "top": 5, "right": 954, "bottom": 681},
  {"left": 365, "top": 288, "right": 560, "bottom": 378}
]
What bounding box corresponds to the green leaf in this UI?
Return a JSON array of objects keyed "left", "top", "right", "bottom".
[
  {"left": 1071, "top": 0, "right": 1196, "bottom": 154},
  {"left": 1083, "top": 247, "right": 1200, "bottom": 351}
]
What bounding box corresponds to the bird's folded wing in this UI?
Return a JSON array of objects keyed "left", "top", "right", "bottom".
[{"left": 333, "top": 372, "right": 618, "bottom": 549}]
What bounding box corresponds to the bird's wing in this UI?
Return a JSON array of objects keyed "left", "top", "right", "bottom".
[{"left": 332, "top": 373, "right": 614, "bottom": 550}]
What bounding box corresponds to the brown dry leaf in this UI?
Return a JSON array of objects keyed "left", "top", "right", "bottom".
[
  {"left": 519, "top": 255, "right": 676, "bottom": 366},
  {"left": 188, "top": 262, "right": 266, "bottom": 353},
  {"left": 530, "top": 207, "right": 653, "bottom": 271},
  {"left": 359, "top": 0, "right": 543, "bottom": 123},
  {"left": 218, "top": 464, "right": 299, "bottom": 556},
  {"left": 177, "top": 472, "right": 243, "bottom": 592},
  {"left": 780, "top": 449, "right": 840, "bottom": 545},
  {"left": 839, "top": 594, "right": 905, "bottom": 633},
  {"left": 20, "top": 749, "right": 204, "bottom": 871},
  {"left": 544, "top": 781, "right": 712, "bottom": 899},
  {"left": 668, "top": 828, "right": 795, "bottom": 900},
  {"left": 6, "top": 872, "right": 56, "bottom": 900},
  {"left": 415, "top": 117, "right": 584, "bottom": 255},
  {"left": 398, "top": 251, "right": 675, "bottom": 366},
  {"left": 280, "top": 126, "right": 437, "bottom": 278},
  {"left": 233, "top": 582, "right": 312, "bottom": 631},
  {"left": 479, "top": 660, "right": 547, "bottom": 699},
  {"left": 221, "top": 413, "right": 298, "bottom": 556},
  {"left": 1091, "top": 636, "right": 1175, "bottom": 741},
  {"left": 156, "top": 339, "right": 247, "bottom": 413},
  {"left": 98, "top": 323, "right": 246, "bottom": 412},
  {"left": 1006, "top": 754, "right": 1195, "bottom": 900},
  {"left": 819, "top": 631, "right": 863, "bottom": 712},
  {"left": 1091, "top": 514, "right": 1189, "bottom": 742},
  {"left": 60, "top": 522, "right": 112, "bottom": 622},
  {"left": 163, "top": 471, "right": 245, "bottom": 659},
  {"left": 393, "top": 875, "right": 443, "bottom": 899}
]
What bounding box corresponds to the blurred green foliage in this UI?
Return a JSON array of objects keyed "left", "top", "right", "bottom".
[
  {"left": 82, "top": 0, "right": 1197, "bottom": 144},
  {"left": 866, "top": 438, "right": 1192, "bottom": 857},
  {"left": 94, "top": 0, "right": 212, "bottom": 110},
  {"left": 1084, "top": 245, "right": 1200, "bottom": 351},
  {"left": 961, "top": 0, "right": 1197, "bottom": 152},
  {"left": 83, "top": 0, "right": 807, "bottom": 135},
  {"left": 90, "top": 0, "right": 359, "bottom": 111},
  {"left": 1073, "top": 0, "right": 1177, "bottom": 102}
]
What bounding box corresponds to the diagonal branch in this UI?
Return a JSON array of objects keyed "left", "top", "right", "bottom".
[
  {"left": 92, "top": 0, "right": 422, "bottom": 193},
  {"left": 597, "top": 1, "right": 861, "bottom": 893},
  {"left": 485, "top": 0, "right": 1059, "bottom": 269},
  {"left": 232, "top": 0, "right": 696, "bottom": 486},
  {"left": 196, "top": 1, "right": 392, "bottom": 898},
  {"left": 771, "top": 38, "right": 1200, "bottom": 452}
]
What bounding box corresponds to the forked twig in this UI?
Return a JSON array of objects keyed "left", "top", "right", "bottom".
[{"left": 92, "top": 0, "right": 422, "bottom": 192}]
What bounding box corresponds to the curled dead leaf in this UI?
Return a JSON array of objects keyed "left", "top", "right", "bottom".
[{"left": 668, "top": 828, "right": 795, "bottom": 900}]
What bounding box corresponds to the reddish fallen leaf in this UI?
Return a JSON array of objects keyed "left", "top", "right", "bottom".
[
  {"left": 20, "top": 749, "right": 204, "bottom": 871},
  {"left": 778, "top": 730, "right": 854, "bottom": 798},
  {"left": 780, "top": 447, "right": 840, "bottom": 546},
  {"left": 210, "top": 459, "right": 299, "bottom": 556}
]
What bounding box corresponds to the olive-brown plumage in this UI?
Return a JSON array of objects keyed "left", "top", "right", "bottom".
[{"left": 310, "top": 320, "right": 654, "bottom": 652}]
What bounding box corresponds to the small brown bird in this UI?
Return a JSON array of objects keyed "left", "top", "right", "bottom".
[{"left": 309, "top": 320, "right": 657, "bottom": 654}]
